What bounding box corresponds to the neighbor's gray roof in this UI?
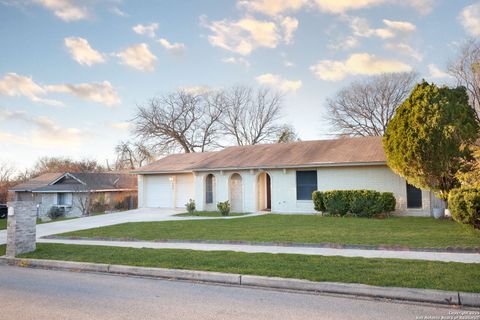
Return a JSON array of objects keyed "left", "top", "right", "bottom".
[
  {"left": 9, "top": 172, "right": 63, "bottom": 192},
  {"left": 133, "top": 136, "right": 386, "bottom": 174},
  {"left": 11, "top": 172, "right": 137, "bottom": 193}
]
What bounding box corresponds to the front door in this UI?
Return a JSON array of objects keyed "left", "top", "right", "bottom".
[
  {"left": 230, "top": 174, "right": 243, "bottom": 213},
  {"left": 266, "top": 174, "right": 271, "bottom": 210}
]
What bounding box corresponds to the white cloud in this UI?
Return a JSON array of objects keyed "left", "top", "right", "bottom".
[
  {"left": 237, "top": 0, "right": 434, "bottom": 16},
  {"left": 459, "top": 3, "right": 480, "bottom": 37},
  {"left": 382, "top": 19, "right": 416, "bottom": 32},
  {"left": 310, "top": 53, "right": 412, "bottom": 81},
  {"left": 0, "top": 108, "right": 89, "bottom": 147},
  {"left": 0, "top": 73, "right": 63, "bottom": 106},
  {"left": 157, "top": 38, "right": 186, "bottom": 55},
  {"left": 132, "top": 23, "right": 159, "bottom": 38},
  {"left": 109, "top": 122, "right": 132, "bottom": 130},
  {"left": 280, "top": 16, "right": 298, "bottom": 44},
  {"left": 111, "top": 6, "right": 128, "bottom": 17},
  {"left": 350, "top": 17, "right": 394, "bottom": 39},
  {"left": 222, "top": 56, "right": 251, "bottom": 67},
  {"left": 202, "top": 15, "right": 298, "bottom": 55},
  {"left": 237, "top": 0, "right": 308, "bottom": 17},
  {"left": 256, "top": 73, "right": 302, "bottom": 93},
  {"left": 402, "top": 0, "right": 436, "bottom": 15},
  {"left": 328, "top": 36, "right": 359, "bottom": 50},
  {"left": 0, "top": 73, "right": 121, "bottom": 107},
  {"left": 350, "top": 17, "right": 415, "bottom": 39},
  {"left": 30, "top": 116, "right": 87, "bottom": 147},
  {"left": 46, "top": 81, "right": 121, "bottom": 106},
  {"left": 385, "top": 43, "right": 422, "bottom": 61},
  {"left": 428, "top": 64, "right": 453, "bottom": 79},
  {"left": 64, "top": 37, "right": 105, "bottom": 66},
  {"left": 32, "top": 0, "right": 89, "bottom": 21},
  {"left": 313, "top": 0, "right": 435, "bottom": 14},
  {"left": 117, "top": 43, "right": 157, "bottom": 72}
]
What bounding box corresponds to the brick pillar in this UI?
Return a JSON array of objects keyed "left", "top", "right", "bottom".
[{"left": 6, "top": 201, "right": 37, "bottom": 258}]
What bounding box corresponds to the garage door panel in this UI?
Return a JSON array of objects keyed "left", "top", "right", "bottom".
[
  {"left": 175, "top": 174, "right": 194, "bottom": 208},
  {"left": 145, "top": 176, "right": 172, "bottom": 208}
]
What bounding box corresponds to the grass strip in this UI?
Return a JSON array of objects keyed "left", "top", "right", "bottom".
[{"left": 19, "top": 243, "right": 480, "bottom": 293}]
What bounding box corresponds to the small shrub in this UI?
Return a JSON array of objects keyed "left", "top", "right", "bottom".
[
  {"left": 217, "top": 201, "right": 231, "bottom": 216},
  {"left": 47, "top": 206, "right": 65, "bottom": 220},
  {"left": 185, "top": 199, "right": 196, "bottom": 214},
  {"left": 349, "top": 190, "right": 382, "bottom": 217},
  {"left": 322, "top": 191, "right": 351, "bottom": 216},
  {"left": 91, "top": 201, "right": 106, "bottom": 214},
  {"left": 312, "top": 191, "right": 326, "bottom": 212},
  {"left": 449, "top": 188, "right": 480, "bottom": 229},
  {"left": 380, "top": 192, "right": 396, "bottom": 213},
  {"left": 114, "top": 199, "right": 129, "bottom": 211}
]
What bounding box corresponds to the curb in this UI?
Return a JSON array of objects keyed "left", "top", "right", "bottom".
[{"left": 1, "top": 257, "right": 479, "bottom": 307}]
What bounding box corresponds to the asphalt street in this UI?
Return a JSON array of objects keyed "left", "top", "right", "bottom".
[{"left": 0, "top": 265, "right": 474, "bottom": 320}]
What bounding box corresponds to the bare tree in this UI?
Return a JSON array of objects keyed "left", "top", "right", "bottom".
[
  {"left": 222, "top": 86, "right": 283, "bottom": 145},
  {"left": 114, "top": 141, "right": 156, "bottom": 170},
  {"left": 326, "top": 72, "right": 418, "bottom": 137},
  {"left": 74, "top": 191, "right": 93, "bottom": 216},
  {"left": 133, "top": 90, "right": 224, "bottom": 153},
  {"left": 276, "top": 124, "right": 300, "bottom": 143},
  {"left": 30, "top": 157, "right": 105, "bottom": 177},
  {"left": 448, "top": 39, "right": 480, "bottom": 118},
  {"left": 0, "top": 162, "right": 14, "bottom": 203}
]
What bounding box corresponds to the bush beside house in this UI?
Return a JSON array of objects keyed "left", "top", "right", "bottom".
[
  {"left": 448, "top": 188, "right": 480, "bottom": 229},
  {"left": 313, "top": 190, "right": 396, "bottom": 217}
]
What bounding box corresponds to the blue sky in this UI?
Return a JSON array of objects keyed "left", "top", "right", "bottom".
[{"left": 0, "top": 0, "right": 479, "bottom": 170}]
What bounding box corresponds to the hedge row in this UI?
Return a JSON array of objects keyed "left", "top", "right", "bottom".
[
  {"left": 313, "top": 190, "right": 396, "bottom": 218},
  {"left": 448, "top": 188, "right": 480, "bottom": 229}
]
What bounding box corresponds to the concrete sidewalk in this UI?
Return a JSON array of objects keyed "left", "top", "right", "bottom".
[
  {"left": 38, "top": 238, "right": 480, "bottom": 263},
  {"left": 0, "top": 208, "right": 262, "bottom": 245}
]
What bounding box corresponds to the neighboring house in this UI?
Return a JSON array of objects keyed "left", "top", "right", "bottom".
[
  {"left": 10, "top": 172, "right": 137, "bottom": 219},
  {"left": 133, "top": 136, "right": 441, "bottom": 216}
]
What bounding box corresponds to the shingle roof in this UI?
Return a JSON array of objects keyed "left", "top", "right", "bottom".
[
  {"left": 10, "top": 172, "right": 137, "bottom": 193},
  {"left": 9, "top": 172, "right": 63, "bottom": 191},
  {"left": 132, "top": 152, "right": 219, "bottom": 173},
  {"left": 133, "top": 136, "right": 386, "bottom": 174}
]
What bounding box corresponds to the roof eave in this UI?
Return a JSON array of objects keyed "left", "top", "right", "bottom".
[
  {"left": 131, "top": 170, "right": 194, "bottom": 175},
  {"left": 132, "top": 161, "right": 387, "bottom": 174},
  {"left": 192, "top": 161, "right": 387, "bottom": 172}
]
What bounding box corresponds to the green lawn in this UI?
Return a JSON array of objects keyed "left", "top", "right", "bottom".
[
  {"left": 175, "top": 211, "right": 249, "bottom": 217},
  {"left": 0, "top": 219, "right": 6, "bottom": 230},
  {"left": 58, "top": 214, "right": 480, "bottom": 249},
  {"left": 19, "top": 243, "right": 480, "bottom": 292},
  {"left": 0, "top": 244, "right": 5, "bottom": 256}
]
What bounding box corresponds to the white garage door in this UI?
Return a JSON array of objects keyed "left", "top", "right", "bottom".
[
  {"left": 175, "top": 174, "right": 194, "bottom": 208},
  {"left": 145, "top": 176, "right": 173, "bottom": 208}
]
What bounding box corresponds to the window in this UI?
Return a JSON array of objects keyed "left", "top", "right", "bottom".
[
  {"left": 205, "top": 174, "right": 214, "bottom": 204},
  {"left": 296, "top": 171, "right": 317, "bottom": 200},
  {"left": 406, "top": 183, "right": 422, "bottom": 208},
  {"left": 57, "top": 193, "right": 67, "bottom": 205}
]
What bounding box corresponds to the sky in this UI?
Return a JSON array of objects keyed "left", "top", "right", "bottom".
[{"left": 0, "top": 0, "right": 479, "bottom": 171}]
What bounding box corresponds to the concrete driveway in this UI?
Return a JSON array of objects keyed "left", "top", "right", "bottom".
[{"left": 0, "top": 208, "right": 260, "bottom": 245}]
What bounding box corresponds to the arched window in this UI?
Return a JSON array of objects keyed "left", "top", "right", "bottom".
[{"left": 205, "top": 174, "right": 215, "bottom": 204}]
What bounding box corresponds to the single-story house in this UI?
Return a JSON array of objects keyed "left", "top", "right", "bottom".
[
  {"left": 10, "top": 172, "right": 137, "bottom": 219},
  {"left": 132, "top": 136, "right": 441, "bottom": 216}
]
